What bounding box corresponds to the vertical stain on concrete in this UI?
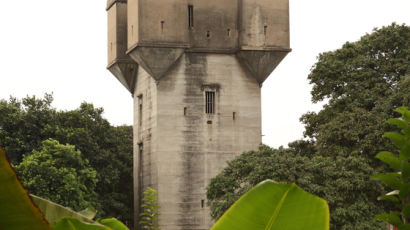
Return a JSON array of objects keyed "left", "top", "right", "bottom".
[
  {"left": 248, "top": 5, "right": 264, "bottom": 47},
  {"left": 177, "top": 53, "right": 207, "bottom": 229}
]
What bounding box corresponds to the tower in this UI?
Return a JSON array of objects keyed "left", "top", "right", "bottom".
[{"left": 106, "top": 0, "right": 290, "bottom": 229}]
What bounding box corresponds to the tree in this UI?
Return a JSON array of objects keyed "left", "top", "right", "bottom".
[
  {"left": 207, "top": 23, "right": 409, "bottom": 229},
  {"left": 139, "top": 187, "right": 160, "bottom": 230},
  {"left": 301, "top": 23, "right": 410, "bottom": 161},
  {"left": 0, "top": 94, "right": 56, "bottom": 164},
  {"left": 207, "top": 144, "right": 386, "bottom": 229},
  {"left": 14, "top": 139, "right": 98, "bottom": 211},
  {"left": 0, "top": 95, "right": 134, "bottom": 226}
]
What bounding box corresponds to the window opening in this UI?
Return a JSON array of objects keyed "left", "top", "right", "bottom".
[
  {"left": 201, "top": 199, "right": 205, "bottom": 208},
  {"left": 161, "top": 20, "right": 165, "bottom": 32},
  {"left": 184, "top": 107, "right": 187, "bottom": 116},
  {"left": 227, "top": 29, "right": 231, "bottom": 37},
  {"left": 131, "top": 25, "right": 134, "bottom": 38},
  {"left": 138, "top": 143, "right": 144, "bottom": 212},
  {"left": 188, "top": 5, "right": 194, "bottom": 29},
  {"left": 138, "top": 95, "right": 143, "bottom": 127},
  {"left": 206, "top": 31, "right": 211, "bottom": 38},
  {"left": 233, "top": 112, "right": 236, "bottom": 120},
  {"left": 205, "top": 91, "right": 215, "bottom": 114},
  {"left": 264, "top": 25, "right": 268, "bottom": 35}
]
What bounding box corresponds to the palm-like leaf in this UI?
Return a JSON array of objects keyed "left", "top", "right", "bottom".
[{"left": 212, "top": 180, "right": 329, "bottom": 230}]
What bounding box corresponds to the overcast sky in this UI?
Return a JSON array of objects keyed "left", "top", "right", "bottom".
[{"left": 0, "top": 0, "right": 409, "bottom": 148}]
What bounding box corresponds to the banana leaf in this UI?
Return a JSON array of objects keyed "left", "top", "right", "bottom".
[
  {"left": 211, "top": 180, "right": 329, "bottom": 230},
  {"left": 0, "top": 148, "right": 51, "bottom": 230}
]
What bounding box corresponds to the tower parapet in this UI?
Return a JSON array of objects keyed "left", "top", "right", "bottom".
[{"left": 107, "top": 0, "right": 138, "bottom": 93}]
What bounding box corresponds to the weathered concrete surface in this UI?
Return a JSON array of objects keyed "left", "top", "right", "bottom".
[
  {"left": 107, "top": 0, "right": 138, "bottom": 93},
  {"left": 133, "top": 53, "right": 261, "bottom": 230},
  {"left": 236, "top": 50, "right": 289, "bottom": 84},
  {"left": 128, "top": 47, "right": 184, "bottom": 81},
  {"left": 106, "top": 1, "right": 291, "bottom": 229}
]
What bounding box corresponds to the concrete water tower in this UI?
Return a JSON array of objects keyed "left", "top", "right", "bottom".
[{"left": 106, "top": 0, "right": 290, "bottom": 229}]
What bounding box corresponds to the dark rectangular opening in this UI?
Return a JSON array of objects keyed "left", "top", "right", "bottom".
[
  {"left": 201, "top": 199, "right": 205, "bottom": 208},
  {"left": 138, "top": 95, "right": 143, "bottom": 127},
  {"left": 138, "top": 143, "right": 144, "bottom": 212},
  {"left": 205, "top": 91, "right": 215, "bottom": 114},
  {"left": 233, "top": 112, "right": 236, "bottom": 120},
  {"left": 188, "top": 5, "right": 194, "bottom": 29},
  {"left": 184, "top": 107, "right": 187, "bottom": 116}
]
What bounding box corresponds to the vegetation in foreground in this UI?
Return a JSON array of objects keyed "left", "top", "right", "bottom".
[{"left": 0, "top": 95, "right": 133, "bottom": 227}]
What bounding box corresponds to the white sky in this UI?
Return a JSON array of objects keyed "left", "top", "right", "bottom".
[{"left": 0, "top": 0, "right": 409, "bottom": 148}]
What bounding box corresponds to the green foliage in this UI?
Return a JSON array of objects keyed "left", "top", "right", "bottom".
[
  {"left": 0, "top": 148, "right": 51, "bottom": 230},
  {"left": 0, "top": 94, "right": 133, "bottom": 226},
  {"left": 211, "top": 180, "right": 329, "bottom": 230},
  {"left": 31, "top": 195, "right": 95, "bottom": 225},
  {"left": 14, "top": 139, "right": 98, "bottom": 211},
  {"left": 373, "top": 107, "right": 410, "bottom": 228},
  {"left": 0, "top": 147, "right": 129, "bottom": 230},
  {"left": 207, "top": 144, "right": 386, "bottom": 229},
  {"left": 301, "top": 23, "right": 410, "bottom": 159},
  {"left": 0, "top": 94, "right": 56, "bottom": 164},
  {"left": 139, "top": 187, "right": 160, "bottom": 230}
]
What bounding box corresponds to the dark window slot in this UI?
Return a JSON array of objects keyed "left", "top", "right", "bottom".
[
  {"left": 188, "top": 5, "right": 194, "bottom": 29},
  {"left": 233, "top": 112, "right": 236, "bottom": 120},
  {"left": 201, "top": 199, "right": 205, "bottom": 208},
  {"left": 161, "top": 20, "right": 165, "bottom": 32},
  {"left": 138, "top": 95, "right": 143, "bottom": 127},
  {"left": 184, "top": 107, "right": 187, "bottom": 116}
]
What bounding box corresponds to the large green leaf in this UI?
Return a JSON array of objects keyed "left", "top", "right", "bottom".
[
  {"left": 52, "top": 218, "right": 109, "bottom": 230},
  {"left": 375, "top": 151, "right": 401, "bottom": 170},
  {"left": 0, "top": 148, "right": 51, "bottom": 230},
  {"left": 99, "top": 218, "right": 129, "bottom": 230},
  {"left": 30, "top": 194, "right": 95, "bottom": 225},
  {"left": 211, "top": 180, "right": 329, "bottom": 230}
]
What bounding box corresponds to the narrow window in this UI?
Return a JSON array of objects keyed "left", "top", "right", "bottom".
[
  {"left": 188, "top": 5, "right": 194, "bottom": 29},
  {"left": 184, "top": 107, "right": 187, "bottom": 116},
  {"left": 206, "top": 31, "right": 211, "bottom": 38},
  {"left": 233, "top": 112, "right": 236, "bottom": 120},
  {"left": 201, "top": 199, "right": 205, "bottom": 208},
  {"left": 227, "top": 29, "right": 231, "bottom": 37},
  {"left": 138, "top": 143, "right": 144, "bottom": 207},
  {"left": 131, "top": 25, "right": 134, "bottom": 38},
  {"left": 161, "top": 20, "right": 165, "bottom": 32},
  {"left": 205, "top": 91, "right": 215, "bottom": 114},
  {"left": 264, "top": 25, "right": 268, "bottom": 35},
  {"left": 138, "top": 95, "right": 143, "bottom": 127}
]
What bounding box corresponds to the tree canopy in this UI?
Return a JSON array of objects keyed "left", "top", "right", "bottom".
[
  {"left": 0, "top": 94, "right": 133, "bottom": 227},
  {"left": 207, "top": 23, "right": 410, "bottom": 229},
  {"left": 15, "top": 139, "right": 98, "bottom": 211}
]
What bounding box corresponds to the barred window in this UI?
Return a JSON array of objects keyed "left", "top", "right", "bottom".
[{"left": 205, "top": 91, "right": 215, "bottom": 114}]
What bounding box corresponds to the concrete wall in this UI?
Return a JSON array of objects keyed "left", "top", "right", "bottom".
[
  {"left": 133, "top": 66, "right": 159, "bottom": 222},
  {"left": 133, "top": 53, "right": 261, "bottom": 230},
  {"left": 240, "top": 0, "right": 289, "bottom": 49},
  {"left": 127, "top": 0, "right": 140, "bottom": 49},
  {"left": 126, "top": 0, "right": 290, "bottom": 52},
  {"left": 107, "top": 2, "right": 128, "bottom": 65}
]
